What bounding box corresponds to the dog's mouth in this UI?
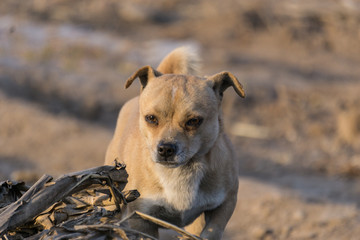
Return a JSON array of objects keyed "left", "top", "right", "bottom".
[
  {"left": 153, "top": 153, "right": 188, "bottom": 168},
  {"left": 157, "top": 160, "right": 181, "bottom": 168},
  {"left": 151, "top": 142, "right": 188, "bottom": 168},
  {"left": 148, "top": 141, "right": 196, "bottom": 168}
]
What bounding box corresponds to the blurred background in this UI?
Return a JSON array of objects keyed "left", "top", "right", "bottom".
[{"left": 1, "top": 0, "right": 360, "bottom": 239}]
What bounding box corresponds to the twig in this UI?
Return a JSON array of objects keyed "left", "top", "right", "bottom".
[
  {"left": 134, "top": 211, "right": 202, "bottom": 240},
  {"left": 121, "top": 226, "right": 159, "bottom": 240}
]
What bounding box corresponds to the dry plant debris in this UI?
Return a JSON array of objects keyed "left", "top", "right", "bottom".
[{"left": 0, "top": 163, "right": 201, "bottom": 240}]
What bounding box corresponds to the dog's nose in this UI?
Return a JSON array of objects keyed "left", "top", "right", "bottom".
[{"left": 157, "top": 143, "right": 177, "bottom": 158}]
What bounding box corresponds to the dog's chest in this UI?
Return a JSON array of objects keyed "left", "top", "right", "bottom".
[
  {"left": 151, "top": 183, "right": 225, "bottom": 227},
  {"left": 152, "top": 165, "right": 226, "bottom": 226}
]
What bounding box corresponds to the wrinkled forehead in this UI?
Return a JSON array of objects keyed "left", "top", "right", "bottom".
[{"left": 139, "top": 74, "right": 217, "bottom": 115}]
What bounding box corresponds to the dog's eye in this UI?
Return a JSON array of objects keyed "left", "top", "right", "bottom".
[
  {"left": 145, "top": 115, "right": 158, "bottom": 125},
  {"left": 185, "top": 117, "right": 203, "bottom": 129}
]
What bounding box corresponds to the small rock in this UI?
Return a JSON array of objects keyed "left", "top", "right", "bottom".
[
  {"left": 250, "top": 225, "right": 274, "bottom": 239},
  {"left": 337, "top": 109, "right": 360, "bottom": 144},
  {"left": 292, "top": 209, "right": 306, "bottom": 221},
  {"left": 279, "top": 225, "right": 294, "bottom": 238}
]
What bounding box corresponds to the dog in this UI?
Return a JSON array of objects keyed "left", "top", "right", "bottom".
[{"left": 105, "top": 47, "right": 245, "bottom": 240}]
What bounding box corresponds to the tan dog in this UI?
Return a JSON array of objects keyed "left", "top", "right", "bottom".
[{"left": 105, "top": 47, "right": 245, "bottom": 240}]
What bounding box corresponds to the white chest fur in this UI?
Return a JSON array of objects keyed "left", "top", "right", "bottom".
[{"left": 155, "top": 162, "right": 225, "bottom": 213}]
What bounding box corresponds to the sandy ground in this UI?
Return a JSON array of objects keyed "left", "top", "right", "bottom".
[{"left": 1, "top": 0, "right": 360, "bottom": 239}]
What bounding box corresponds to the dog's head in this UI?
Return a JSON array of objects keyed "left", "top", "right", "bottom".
[{"left": 125, "top": 66, "right": 245, "bottom": 168}]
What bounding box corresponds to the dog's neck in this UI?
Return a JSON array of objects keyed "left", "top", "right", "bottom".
[{"left": 154, "top": 157, "right": 206, "bottom": 211}]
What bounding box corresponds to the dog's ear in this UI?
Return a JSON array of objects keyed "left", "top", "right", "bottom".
[
  {"left": 125, "top": 66, "right": 163, "bottom": 90},
  {"left": 208, "top": 71, "right": 245, "bottom": 99}
]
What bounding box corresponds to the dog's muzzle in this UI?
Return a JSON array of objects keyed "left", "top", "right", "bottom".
[{"left": 157, "top": 142, "right": 178, "bottom": 164}]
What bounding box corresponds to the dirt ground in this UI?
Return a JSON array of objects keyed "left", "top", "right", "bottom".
[{"left": 1, "top": 0, "right": 360, "bottom": 239}]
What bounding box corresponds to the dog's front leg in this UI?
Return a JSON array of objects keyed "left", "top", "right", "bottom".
[
  {"left": 128, "top": 217, "right": 159, "bottom": 238},
  {"left": 200, "top": 187, "right": 238, "bottom": 240},
  {"left": 126, "top": 202, "right": 159, "bottom": 238}
]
